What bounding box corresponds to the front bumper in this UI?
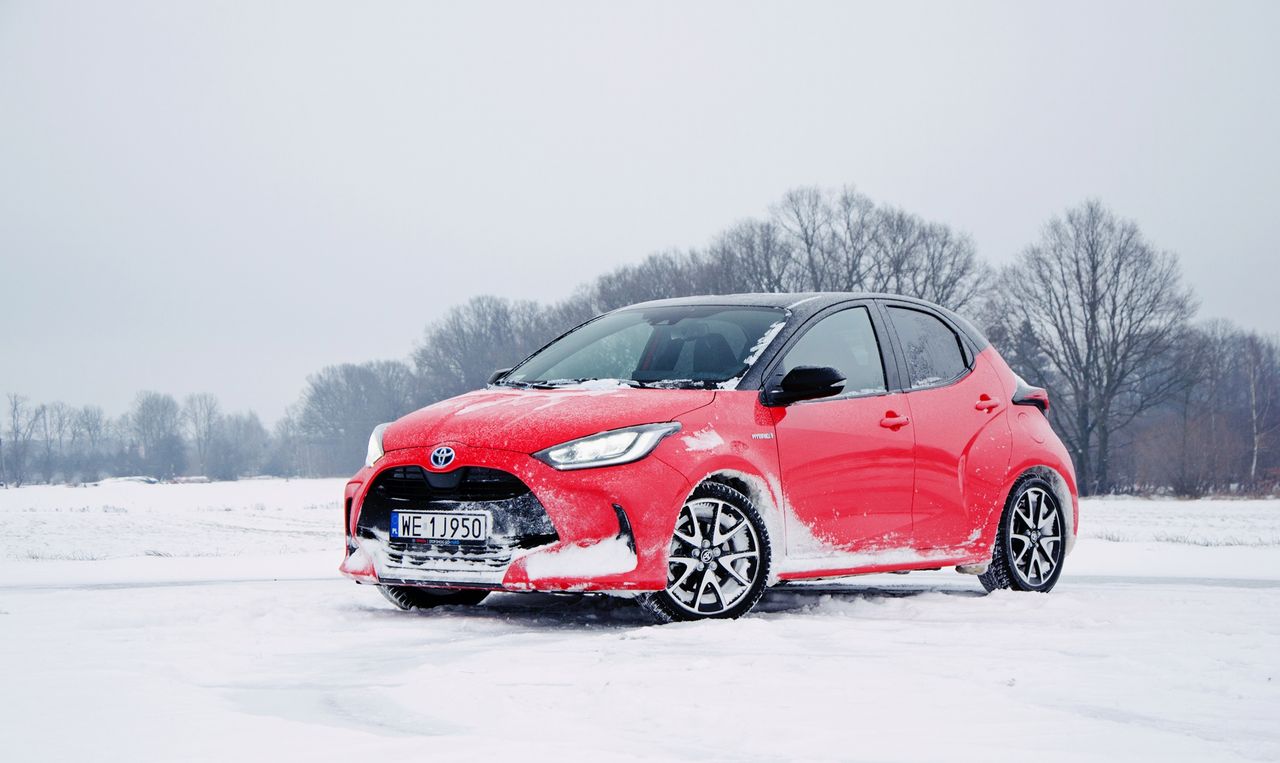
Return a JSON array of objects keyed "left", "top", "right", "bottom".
[{"left": 340, "top": 443, "right": 692, "bottom": 593}]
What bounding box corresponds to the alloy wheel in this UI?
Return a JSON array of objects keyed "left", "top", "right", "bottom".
[
  {"left": 664, "top": 497, "right": 763, "bottom": 616},
  {"left": 1007, "top": 486, "right": 1062, "bottom": 588}
]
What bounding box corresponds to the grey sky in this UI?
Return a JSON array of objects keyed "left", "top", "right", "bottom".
[{"left": 2, "top": 1, "right": 1277, "bottom": 423}]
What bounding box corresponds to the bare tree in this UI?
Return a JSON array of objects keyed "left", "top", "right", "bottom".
[
  {"left": 1240, "top": 333, "right": 1280, "bottom": 485},
  {"left": 593, "top": 249, "right": 711, "bottom": 310},
  {"left": 1145, "top": 323, "right": 1232, "bottom": 496},
  {"left": 183, "top": 393, "right": 222, "bottom": 476},
  {"left": 77, "top": 406, "right": 106, "bottom": 452},
  {"left": 35, "top": 404, "right": 53, "bottom": 483},
  {"left": 413, "top": 296, "right": 562, "bottom": 403},
  {"left": 299, "top": 360, "right": 418, "bottom": 473},
  {"left": 5, "top": 394, "right": 43, "bottom": 486},
  {"left": 709, "top": 219, "right": 794, "bottom": 292},
  {"left": 865, "top": 206, "right": 925, "bottom": 295},
  {"left": 265, "top": 407, "right": 307, "bottom": 477},
  {"left": 829, "top": 187, "right": 878, "bottom": 290},
  {"left": 208, "top": 411, "right": 269, "bottom": 480},
  {"left": 999, "top": 200, "right": 1194, "bottom": 494},
  {"left": 71, "top": 405, "right": 107, "bottom": 481},
  {"left": 768, "top": 186, "right": 987, "bottom": 307},
  {"left": 907, "top": 223, "right": 986, "bottom": 310},
  {"left": 128, "top": 391, "right": 185, "bottom": 478},
  {"left": 129, "top": 392, "right": 181, "bottom": 454},
  {"left": 773, "top": 187, "right": 837, "bottom": 290},
  {"left": 36, "top": 402, "right": 73, "bottom": 483}
]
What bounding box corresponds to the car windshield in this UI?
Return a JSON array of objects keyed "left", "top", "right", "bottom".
[{"left": 503, "top": 305, "right": 788, "bottom": 389}]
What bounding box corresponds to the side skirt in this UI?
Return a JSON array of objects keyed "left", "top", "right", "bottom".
[{"left": 776, "top": 550, "right": 985, "bottom": 582}]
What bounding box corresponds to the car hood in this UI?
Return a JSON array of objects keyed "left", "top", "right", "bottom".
[{"left": 381, "top": 385, "right": 717, "bottom": 454}]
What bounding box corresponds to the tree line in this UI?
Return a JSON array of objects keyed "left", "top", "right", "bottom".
[
  {"left": 3, "top": 186, "right": 1275, "bottom": 495},
  {"left": 2, "top": 391, "right": 270, "bottom": 485}
]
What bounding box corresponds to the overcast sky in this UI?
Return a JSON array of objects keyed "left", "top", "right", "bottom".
[{"left": 2, "top": 1, "right": 1277, "bottom": 423}]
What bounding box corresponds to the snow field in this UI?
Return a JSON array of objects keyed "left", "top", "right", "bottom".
[{"left": 0, "top": 480, "right": 1277, "bottom": 761}]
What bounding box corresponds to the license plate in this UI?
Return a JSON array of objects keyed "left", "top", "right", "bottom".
[{"left": 390, "top": 511, "right": 490, "bottom": 543}]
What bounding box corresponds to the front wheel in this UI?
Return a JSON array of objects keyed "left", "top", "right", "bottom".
[
  {"left": 379, "top": 585, "right": 489, "bottom": 610},
  {"left": 979, "top": 476, "right": 1066, "bottom": 593},
  {"left": 639, "top": 482, "right": 772, "bottom": 622}
]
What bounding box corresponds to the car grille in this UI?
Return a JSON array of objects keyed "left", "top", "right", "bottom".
[
  {"left": 357, "top": 465, "right": 557, "bottom": 580},
  {"left": 369, "top": 465, "right": 530, "bottom": 503}
]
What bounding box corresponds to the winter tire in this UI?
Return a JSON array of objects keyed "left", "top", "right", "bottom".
[
  {"left": 379, "top": 585, "right": 489, "bottom": 610},
  {"left": 979, "top": 475, "right": 1066, "bottom": 593},
  {"left": 639, "top": 481, "right": 772, "bottom": 622}
]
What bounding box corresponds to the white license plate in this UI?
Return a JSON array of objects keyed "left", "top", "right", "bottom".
[{"left": 390, "top": 511, "right": 490, "bottom": 543}]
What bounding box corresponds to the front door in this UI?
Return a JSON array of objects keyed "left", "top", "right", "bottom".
[{"left": 770, "top": 305, "right": 916, "bottom": 554}]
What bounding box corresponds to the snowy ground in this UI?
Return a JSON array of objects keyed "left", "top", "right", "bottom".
[{"left": 1, "top": 480, "right": 1277, "bottom": 761}]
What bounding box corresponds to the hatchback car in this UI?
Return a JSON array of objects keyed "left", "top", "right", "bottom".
[{"left": 340, "top": 293, "right": 1078, "bottom": 621}]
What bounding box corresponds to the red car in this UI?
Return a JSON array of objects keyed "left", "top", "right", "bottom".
[{"left": 341, "top": 293, "right": 1078, "bottom": 621}]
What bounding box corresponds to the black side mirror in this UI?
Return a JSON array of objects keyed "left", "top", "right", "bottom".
[
  {"left": 761, "top": 366, "right": 846, "bottom": 406},
  {"left": 488, "top": 367, "right": 513, "bottom": 385}
]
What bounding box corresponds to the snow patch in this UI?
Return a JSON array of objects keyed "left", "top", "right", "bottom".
[
  {"left": 681, "top": 427, "right": 725, "bottom": 452},
  {"left": 718, "top": 318, "right": 789, "bottom": 390},
  {"left": 452, "top": 398, "right": 510, "bottom": 416},
  {"left": 773, "top": 490, "right": 978, "bottom": 573},
  {"left": 742, "top": 320, "right": 787, "bottom": 367},
  {"left": 524, "top": 537, "right": 637, "bottom": 580},
  {"left": 777, "top": 545, "right": 966, "bottom": 575}
]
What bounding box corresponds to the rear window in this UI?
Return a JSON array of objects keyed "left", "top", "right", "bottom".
[
  {"left": 887, "top": 306, "right": 968, "bottom": 388},
  {"left": 506, "top": 305, "right": 787, "bottom": 388}
]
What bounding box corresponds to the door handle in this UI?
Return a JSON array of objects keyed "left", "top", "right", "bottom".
[
  {"left": 974, "top": 395, "right": 1001, "bottom": 412},
  {"left": 880, "top": 412, "right": 910, "bottom": 430}
]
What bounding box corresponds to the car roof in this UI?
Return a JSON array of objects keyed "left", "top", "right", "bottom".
[
  {"left": 623, "top": 291, "right": 944, "bottom": 316},
  {"left": 620, "top": 292, "right": 989, "bottom": 350},
  {"left": 624, "top": 292, "right": 858, "bottom": 311}
]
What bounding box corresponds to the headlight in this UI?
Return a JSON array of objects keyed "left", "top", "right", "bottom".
[
  {"left": 365, "top": 423, "right": 390, "bottom": 468},
  {"left": 533, "top": 422, "right": 681, "bottom": 471}
]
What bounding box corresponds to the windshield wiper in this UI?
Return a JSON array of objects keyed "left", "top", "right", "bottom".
[
  {"left": 503, "top": 377, "right": 722, "bottom": 390},
  {"left": 627, "top": 378, "right": 722, "bottom": 390},
  {"left": 495, "top": 379, "right": 561, "bottom": 390}
]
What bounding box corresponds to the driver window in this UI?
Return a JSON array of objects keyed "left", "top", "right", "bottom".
[{"left": 781, "top": 307, "right": 887, "bottom": 395}]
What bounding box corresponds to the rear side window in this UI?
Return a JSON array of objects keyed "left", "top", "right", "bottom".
[
  {"left": 887, "top": 306, "right": 967, "bottom": 388},
  {"left": 780, "top": 306, "right": 887, "bottom": 395}
]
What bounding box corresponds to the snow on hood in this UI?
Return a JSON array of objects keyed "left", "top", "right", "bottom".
[{"left": 381, "top": 386, "right": 716, "bottom": 454}]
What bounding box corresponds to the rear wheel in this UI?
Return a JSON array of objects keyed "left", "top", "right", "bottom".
[
  {"left": 639, "top": 482, "right": 771, "bottom": 622},
  {"left": 378, "top": 585, "right": 489, "bottom": 610},
  {"left": 979, "top": 476, "right": 1066, "bottom": 593}
]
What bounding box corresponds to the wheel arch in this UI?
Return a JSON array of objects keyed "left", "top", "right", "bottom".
[
  {"left": 691, "top": 468, "right": 786, "bottom": 584},
  {"left": 1004, "top": 464, "right": 1078, "bottom": 556}
]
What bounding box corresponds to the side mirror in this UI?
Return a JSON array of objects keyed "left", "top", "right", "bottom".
[
  {"left": 488, "top": 367, "right": 513, "bottom": 385},
  {"left": 761, "top": 366, "right": 846, "bottom": 406}
]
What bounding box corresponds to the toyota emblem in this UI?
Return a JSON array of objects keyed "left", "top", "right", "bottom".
[{"left": 429, "top": 446, "right": 456, "bottom": 469}]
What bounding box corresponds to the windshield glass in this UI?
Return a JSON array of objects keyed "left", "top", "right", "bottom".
[{"left": 504, "top": 305, "right": 788, "bottom": 388}]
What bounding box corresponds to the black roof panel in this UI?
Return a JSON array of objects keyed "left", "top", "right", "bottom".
[{"left": 618, "top": 292, "right": 989, "bottom": 350}]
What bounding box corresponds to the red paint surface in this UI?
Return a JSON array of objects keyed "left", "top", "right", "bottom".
[{"left": 773, "top": 390, "right": 916, "bottom": 551}]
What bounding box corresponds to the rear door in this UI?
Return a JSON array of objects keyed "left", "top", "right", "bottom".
[
  {"left": 769, "top": 304, "right": 916, "bottom": 554},
  {"left": 881, "top": 302, "right": 1011, "bottom": 549}
]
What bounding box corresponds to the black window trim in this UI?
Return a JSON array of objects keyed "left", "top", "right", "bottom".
[
  {"left": 754, "top": 300, "right": 901, "bottom": 404},
  {"left": 878, "top": 299, "right": 975, "bottom": 393}
]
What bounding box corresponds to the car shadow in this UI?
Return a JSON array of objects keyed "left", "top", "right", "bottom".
[
  {"left": 754, "top": 582, "right": 985, "bottom": 614},
  {"left": 367, "top": 580, "right": 987, "bottom": 628}
]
